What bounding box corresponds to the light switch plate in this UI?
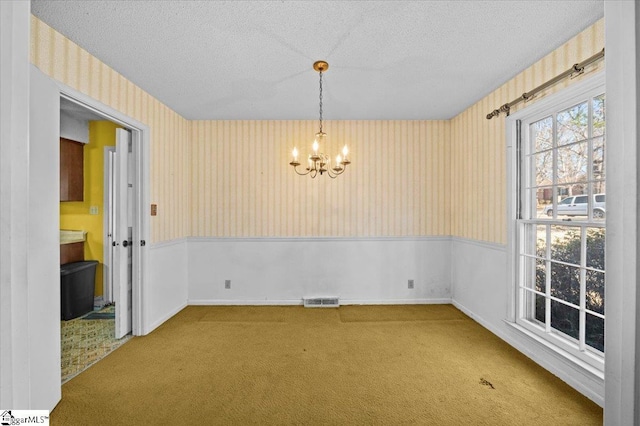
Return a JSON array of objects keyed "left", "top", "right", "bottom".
[{"left": 89, "top": 206, "right": 99, "bottom": 215}]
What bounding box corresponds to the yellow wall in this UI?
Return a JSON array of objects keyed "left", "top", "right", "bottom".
[
  {"left": 60, "top": 121, "right": 118, "bottom": 295},
  {"left": 190, "top": 120, "right": 451, "bottom": 237},
  {"left": 450, "top": 19, "right": 605, "bottom": 245},
  {"left": 31, "top": 16, "right": 190, "bottom": 244}
]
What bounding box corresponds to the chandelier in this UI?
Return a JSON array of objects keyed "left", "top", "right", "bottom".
[{"left": 289, "top": 61, "right": 350, "bottom": 178}]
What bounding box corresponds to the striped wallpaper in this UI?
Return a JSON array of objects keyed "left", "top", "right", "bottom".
[
  {"left": 190, "top": 120, "right": 451, "bottom": 237},
  {"left": 29, "top": 14, "right": 604, "bottom": 243},
  {"left": 450, "top": 18, "right": 605, "bottom": 245},
  {"left": 30, "top": 16, "right": 190, "bottom": 243}
]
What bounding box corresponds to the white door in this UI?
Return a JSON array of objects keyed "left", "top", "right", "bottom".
[
  {"left": 29, "top": 66, "right": 62, "bottom": 409},
  {"left": 104, "top": 148, "right": 116, "bottom": 304},
  {"left": 114, "top": 128, "right": 132, "bottom": 339}
]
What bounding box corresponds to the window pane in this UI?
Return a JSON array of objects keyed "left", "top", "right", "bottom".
[
  {"left": 551, "top": 301, "right": 579, "bottom": 340},
  {"left": 593, "top": 94, "right": 605, "bottom": 137},
  {"left": 550, "top": 226, "right": 581, "bottom": 265},
  {"left": 593, "top": 181, "right": 606, "bottom": 221},
  {"left": 531, "top": 116, "right": 553, "bottom": 152},
  {"left": 586, "top": 314, "right": 604, "bottom": 352},
  {"left": 535, "top": 294, "right": 546, "bottom": 323},
  {"left": 593, "top": 137, "right": 605, "bottom": 180},
  {"left": 550, "top": 263, "right": 580, "bottom": 306},
  {"left": 536, "top": 259, "right": 546, "bottom": 293},
  {"left": 557, "top": 102, "right": 588, "bottom": 145},
  {"left": 586, "top": 270, "right": 605, "bottom": 315},
  {"left": 586, "top": 228, "right": 605, "bottom": 269},
  {"left": 536, "top": 225, "right": 547, "bottom": 257},
  {"left": 557, "top": 143, "right": 588, "bottom": 185},
  {"left": 536, "top": 188, "right": 553, "bottom": 218},
  {"left": 535, "top": 152, "right": 553, "bottom": 187}
]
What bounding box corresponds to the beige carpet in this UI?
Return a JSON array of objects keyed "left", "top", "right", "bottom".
[{"left": 51, "top": 305, "right": 602, "bottom": 425}]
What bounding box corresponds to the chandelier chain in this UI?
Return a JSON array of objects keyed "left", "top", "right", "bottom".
[{"left": 319, "top": 71, "right": 323, "bottom": 134}]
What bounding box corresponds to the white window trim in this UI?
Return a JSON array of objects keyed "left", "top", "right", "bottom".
[{"left": 506, "top": 72, "right": 606, "bottom": 371}]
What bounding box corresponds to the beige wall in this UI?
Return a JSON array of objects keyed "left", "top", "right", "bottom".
[
  {"left": 30, "top": 16, "right": 190, "bottom": 243},
  {"left": 450, "top": 19, "right": 604, "bottom": 245},
  {"left": 30, "top": 14, "right": 604, "bottom": 243},
  {"left": 190, "top": 120, "right": 451, "bottom": 237}
]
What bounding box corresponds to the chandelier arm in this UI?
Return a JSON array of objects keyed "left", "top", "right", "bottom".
[
  {"left": 326, "top": 165, "right": 347, "bottom": 178},
  {"left": 292, "top": 165, "right": 312, "bottom": 176}
]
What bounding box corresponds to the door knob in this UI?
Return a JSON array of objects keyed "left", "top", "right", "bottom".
[{"left": 122, "top": 240, "right": 131, "bottom": 247}]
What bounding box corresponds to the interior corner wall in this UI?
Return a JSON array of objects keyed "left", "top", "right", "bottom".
[{"left": 449, "top": 19, "right": 606, "bottom": 405}]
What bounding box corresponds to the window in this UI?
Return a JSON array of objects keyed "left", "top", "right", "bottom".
[{"left": 515, "top": 82, "right": 605, "bottom": 369}]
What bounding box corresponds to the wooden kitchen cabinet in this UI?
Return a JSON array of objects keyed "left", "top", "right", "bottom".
[
  {"left": 60, "top": 137, "right": 84, "bottom": 201},
  {"left": 60, "top": 242, "right": 84, "bottom": 264}
]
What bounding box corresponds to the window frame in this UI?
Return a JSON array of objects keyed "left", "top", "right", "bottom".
[{"left": 506, "top": 73, "right": 605, "bottom": 372}]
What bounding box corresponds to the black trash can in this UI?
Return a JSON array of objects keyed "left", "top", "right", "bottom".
[{"left": 60, "top": 260, "right": 98, "bottom": 320}]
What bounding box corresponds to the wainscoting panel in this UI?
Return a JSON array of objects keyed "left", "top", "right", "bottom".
[
  {"left": 450, "top": 237, "right": 604, "bottom": 406},
  {"left": 187, "top": 237, "right": 451, "bottom": 305},
  {"left": 147, "top": 240, "right": 188, "bottom": 333}
]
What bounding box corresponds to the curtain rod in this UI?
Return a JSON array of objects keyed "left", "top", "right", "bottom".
[{"left": 486, "top": 48, "right": 605, "bottom": 120}]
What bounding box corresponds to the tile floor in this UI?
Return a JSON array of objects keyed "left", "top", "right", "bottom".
[{"left": 60, "top": 305, "right": 131, "bottom": 383}]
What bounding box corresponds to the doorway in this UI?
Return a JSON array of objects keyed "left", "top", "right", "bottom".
[
  {"left": 57, "top": 86, "right": 149, "bottom": 381},
  {"left": 58, "top": 86, "right": 149, "bottom": 337},
  {"left": 59, "top": 103, "right": 138, "bottom": 381}
]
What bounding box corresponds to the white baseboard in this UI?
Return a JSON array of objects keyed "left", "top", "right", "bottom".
[
  {"left": 452, "top": 299, "right": 604, "bottom": 407},
  {"left": 342, "top": 298, "right": 452, "bottom": 305},
  {"left": 145, "top": 302, "right": 187, "bottom": 334},
  {"left": 188, "top": 299, "right": 303, "bottom": 306},
  {"left": 187, "top": 298, "right": 452, "bottom": 306}
]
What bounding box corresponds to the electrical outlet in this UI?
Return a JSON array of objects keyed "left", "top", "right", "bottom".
[
  {"left": 89, "top": 206, "right": 99, "bottom": 215},
  {"left": 225, "top": 280, "right": 231, "bottom": 289},
  {"left": 408, "top": 279, "right": 414, "bottom": 289}
]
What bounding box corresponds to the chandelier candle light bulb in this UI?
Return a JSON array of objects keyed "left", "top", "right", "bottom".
[{"left": 288, "top": 61, "right": 351, "bottom": 179}]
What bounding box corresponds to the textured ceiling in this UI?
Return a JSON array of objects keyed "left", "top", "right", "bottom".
[{"left": 31, "top": 1, "right": 604, "bottom": 120}]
